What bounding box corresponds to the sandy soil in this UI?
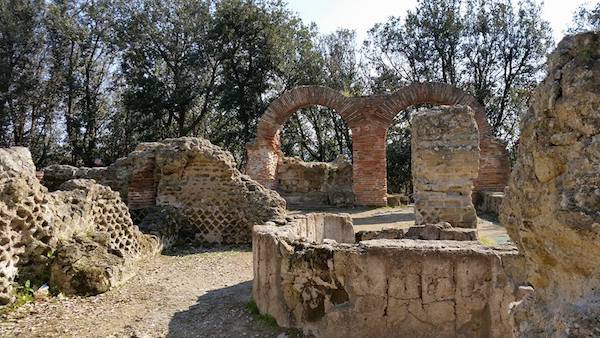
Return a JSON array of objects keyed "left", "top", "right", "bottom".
[{"left": 0, "top": 246, "right": 301, "bottom": 338}]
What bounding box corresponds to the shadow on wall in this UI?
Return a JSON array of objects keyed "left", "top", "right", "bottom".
[{"left": 166, "top": 281, "right": 301, "bottom": 338}]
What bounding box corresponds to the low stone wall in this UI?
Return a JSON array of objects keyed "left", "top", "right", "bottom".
[
  {"left": 253, "top": 215, "right": 526, "bottom": 338},
  {"left": 275, "top": 156, "right": 353, "bottom": 206},
  {"left": 476, "top": 191, "right": 504, "bottom": 217},
  {"left": 412, "top": 105, "right": 480, "bottom": 228}
]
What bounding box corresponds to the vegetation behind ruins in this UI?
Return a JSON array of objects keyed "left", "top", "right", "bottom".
[{"left": 0, "top": 0, "right": 598, "bottom": 192}]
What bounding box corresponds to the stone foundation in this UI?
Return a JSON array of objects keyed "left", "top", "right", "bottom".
[
  {"left": 412, "top": 105, "right": 480, "bottom": 228},
  {"left": 275, "top": 156, "right": 353, "bottom": 206},
  {"left": 252, "top": 215, "right": 526, "bottom": 338}
]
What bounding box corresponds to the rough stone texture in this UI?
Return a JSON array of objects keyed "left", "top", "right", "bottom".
[
  {"left": 405, "top": 223, "right": 479, "bottom": 241},
  {"left": 387, "top": 194, "right": 409, "bottom": 207},
  {"left": 0, "top": 148, "right": 158, "bottom": 305},
  {"left": 126, "top": 138, "right": 287, "bottom": 245},
  {"left": 44, "top": 137, "right": 287, "bottom": 246},
  {"left": 354, "top": 223, "right": 478, "bottom": 242},
  {"left": 42, "top": 160, "right": 132, "bottom": 200},
  {"left": 253, "top": 216, "right": 527, "bottom": 338},
  {"left": 476, "top": 191, "right": 504, "bottom": 217},
  {"left": 500, "top": 32, "right": 600, "bottom": 337},
  {"left": 247, "top": 83, "right": 511, "bottom": 206},
  {"left": 412, "top": 105, "right": 480, "bottom": 228},
  {"left": 275, "top": 155, "right": 353, "bottom": 206}
]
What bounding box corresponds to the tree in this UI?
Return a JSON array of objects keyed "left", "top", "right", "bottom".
[
  {"left": 280, "top": 29, "right": 359, "bottom": 162},
  {"left": 569, "top": 3, "right": 600, "bottom": 33},
  {"left": 46, "top": 0, "right": 119, "bottom": 165},
  {"left": 363, "top": 0, "right": 552, "bottom": 192},
  {"left": 0, "top": 0, "right": 62, "bottom": 165}
]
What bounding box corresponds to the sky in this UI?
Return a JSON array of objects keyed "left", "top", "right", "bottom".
[{"left": 285, "top": 0, "right": 594, "bottom": 44}]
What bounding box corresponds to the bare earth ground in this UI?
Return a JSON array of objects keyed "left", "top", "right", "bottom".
[{"left": 0, "top": 206, "right": 509, "bottom": 338}]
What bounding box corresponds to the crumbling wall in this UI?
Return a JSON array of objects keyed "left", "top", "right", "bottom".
[
  {"left": 0, "top": 148, "right": 158, "bottom": 305},
  {"left": 253, "top": 215, "right": 526, "bottom": 338},
  {"left": 275, "top": 155, "right": 353, "bottom": 206},
  {"left": 131, "top": 138, "right": 287, "bottom": 245},
  {"left": 412, "top": 105, "right": 480, "bottom": 228},
  {"left": 42, "top": 158, "right": 132, "bottom": 200},
  {"left": 501, "top": 32, "right": 600, "bottom": 337},
  {"left": 43, "top": 137, "right": 287, "bottom": 245}
]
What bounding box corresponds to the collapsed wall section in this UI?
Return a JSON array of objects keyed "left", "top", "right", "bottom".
[
  {"left": 0, "top": 148, "right": 158, "bottom": 305},
  {"left": 42, "top": 137, "right": 287, "bottom": 245},
  {"left": 275, "top": 155, "right": 353, "bottom": 206},
  {"left": 412, "top": 105, "right": 480, "bottom": 228}
]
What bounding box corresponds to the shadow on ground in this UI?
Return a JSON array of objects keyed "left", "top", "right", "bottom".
[
  {"left": 352, "top": 211, "right": 415, "bottom": 226},
  {"left": 161, "top": 244, "right": 252, "bottom": 257},
  {"left": 167, "top": 281, "right": 303, "bottom": 338}
]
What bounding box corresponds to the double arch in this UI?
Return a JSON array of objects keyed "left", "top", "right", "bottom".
[{"left": 246, "top": 83, "right": 510, "bottom": 206}]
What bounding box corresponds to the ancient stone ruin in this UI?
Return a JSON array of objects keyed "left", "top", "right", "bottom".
[
  {"left": 252, "top": 214, "right": 526, "bottom": 337},
  {"left": 501, "top": 31, "right": 600, "bottom": 336},
  {"left": 275, "top": 155, "right": 353, "bottom": 207},
  {"left": 43, "top": 137, "right": 287, "bottom": 246},
  {"left": 246, "top": 83, "right": 511, "bottom": 206},
  {"left": 0, "top": 148, "right": 159, "bottom": 304},
  {"left": 412, "top": 105, "right": 480, "bottom": 228}
]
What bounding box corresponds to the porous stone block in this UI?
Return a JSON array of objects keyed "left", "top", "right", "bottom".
[
  {"left": 412, "top": 105, "right": 480, "bottom": 228},
  {"left": 0, "top": 149, "right": 158, "bottom": 305},
  {"left": 501, "top": 32, "right": 600, "bottom": 337}
]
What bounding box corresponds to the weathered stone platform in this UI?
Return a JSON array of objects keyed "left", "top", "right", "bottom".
[{"left": 252, "top": 214, "right": 526, "bottom": 337}]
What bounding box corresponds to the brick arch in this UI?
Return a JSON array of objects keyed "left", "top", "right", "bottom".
[
  {"left": 247, "top": 83, "right": 511, "bottom": 206},
  {"left": 255, "top": 86, "right": 351, "bottom": 144},
  {"left": 383, "top": 82, "right": 490, "bottom": 135},
  {"left": 382, "top": 82, "right": 510, "bottom": 196},
  {"left": 246, "top": 86, "right": 351, "bottom": 189}
]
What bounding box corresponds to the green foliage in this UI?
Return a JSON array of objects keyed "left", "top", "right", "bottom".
[
  {"left": 0, "top": 0, "right": 555, "bottom": 194},
  {"left": 568, "top": 3, "right": 600, "bottom": 33},
  {"left": 246, "top": 299, "right": 279, "bottom": 328}
]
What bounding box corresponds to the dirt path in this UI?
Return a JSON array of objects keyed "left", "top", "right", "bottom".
[{"left": 0, "top": 246, "right": 299, "bottom": 338}]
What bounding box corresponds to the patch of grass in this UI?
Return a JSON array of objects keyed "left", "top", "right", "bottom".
[
  {"left": 246, "top": 299, "right": 279, "bottom": 328},
  {"left": 479, "top": 235, "right": 496, "bottom": 246},
  {"left": 0, "top": 280, "right": 35, "bottom": 315}
]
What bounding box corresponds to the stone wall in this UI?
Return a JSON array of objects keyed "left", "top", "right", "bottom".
[
  {"left": 501, "top": 32, "right": 600, "bottom": 337},
  {"left": 412, "top": 105, "right": 480, "bottom": 228},
  {"left": 43, "top": 137, "right": 287, "bottom": 245},
  {"left": 0, "top": 148, "right": 159, "bottom": 305},
  {"left": 275, "top": 155, "right": 353, "bottom": 206},
  {"left": 476, "top": 191, "right": 504, "bottom": 217},
  {"left": 253, "top": 215, "right": 527, "bottom": 338}
]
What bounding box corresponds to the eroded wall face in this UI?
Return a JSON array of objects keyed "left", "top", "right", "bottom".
[
  {"left": 129, "top": 138, "right": 287, "bottom": 245},
  {"left": 412, "top": 106, "right": 480, "bottom": 228},
  {"left": 501, "top": 32, "right": 600, "bottom": 337},
  {"left": 253, "top": 219, "right": 527, "bottom": 338},
  {"left": 275, "top": 156, "right": 353, "bottom": 206},
  {"left": 0, "top": 148, "right": 158, "bottom": 304}
]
